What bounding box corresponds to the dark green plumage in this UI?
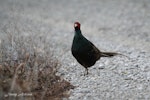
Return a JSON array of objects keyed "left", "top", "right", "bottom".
[{"left": 71, "top": 22, "right": 119, "bottom": 75}]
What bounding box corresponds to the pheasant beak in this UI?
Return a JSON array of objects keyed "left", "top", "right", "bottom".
[{"left": 74, "top": 23, "right": 78, "bottom": 28}]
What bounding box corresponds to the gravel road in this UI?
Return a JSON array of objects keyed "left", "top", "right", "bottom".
[{"left": 0, "top": 0, "right": 150, "bottom": 99}]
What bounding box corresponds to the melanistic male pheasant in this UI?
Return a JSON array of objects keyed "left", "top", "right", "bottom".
[{"left": 71, "top": 22, "right": 121, "bottom": 75}]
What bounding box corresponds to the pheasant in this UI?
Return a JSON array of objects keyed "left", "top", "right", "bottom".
[{"left": 71, "top": 22, "right": 120, "bottom": 75}]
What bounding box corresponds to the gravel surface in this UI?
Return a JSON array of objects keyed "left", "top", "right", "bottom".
[{"left": 0, "top": 0, "right": 150, "bottom": 100}]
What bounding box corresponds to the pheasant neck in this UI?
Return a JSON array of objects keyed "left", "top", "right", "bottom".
[{"left": 75, "top": 29, "right": 83, "bottom": 37}]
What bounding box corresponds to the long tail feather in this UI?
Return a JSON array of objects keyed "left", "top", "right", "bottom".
[
  {"left": 101, "top": 52, "right": 129, "bottom": 58},
  {"left": 101, "top": 52, "right": 120, "bottom": 57}
]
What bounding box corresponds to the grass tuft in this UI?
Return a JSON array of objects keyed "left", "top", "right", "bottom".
[{"left": 0, "top": 25, "right": 74, "bottom": 100}]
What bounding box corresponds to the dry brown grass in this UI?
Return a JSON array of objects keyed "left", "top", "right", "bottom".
[{"left": 0, "top": 25, "right": 74, "bottom": 100}]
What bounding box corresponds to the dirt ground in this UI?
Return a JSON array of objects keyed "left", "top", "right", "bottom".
[{"left": 0, "top": 0, "right": 150, "bottom": 100}]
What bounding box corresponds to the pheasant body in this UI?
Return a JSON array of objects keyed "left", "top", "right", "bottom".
[{"left": 72, "top": 30, "right": 100, "bottom": 68}]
